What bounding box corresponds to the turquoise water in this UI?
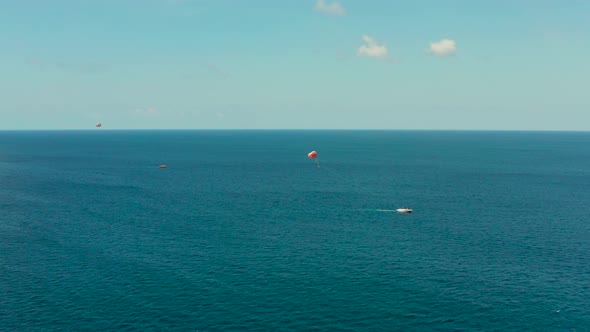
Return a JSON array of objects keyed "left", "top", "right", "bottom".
[{"left": 1, "top": 130, "right": 589, "bottom": 331}]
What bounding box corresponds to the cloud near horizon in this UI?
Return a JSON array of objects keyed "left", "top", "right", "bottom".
[
  {"left": 428, "top": 39, "right": 457, "bottom": 56},
  {"left": 314, "top": 0, "right": 346, "bottom": 16},
  {"left": 357, "top": 35, "right": 388, "bottom": 59},
  {"left": 134, "top": 107, "right": 159, "bottom": 116}
]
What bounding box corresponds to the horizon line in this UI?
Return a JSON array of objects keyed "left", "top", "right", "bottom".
[{"left": 1, "top": 128, "right": 589, "bottom": 133}]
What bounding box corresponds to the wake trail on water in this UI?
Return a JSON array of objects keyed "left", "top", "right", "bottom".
[{"left": 349, "top": 209, "right": 398, "bottom": 213}]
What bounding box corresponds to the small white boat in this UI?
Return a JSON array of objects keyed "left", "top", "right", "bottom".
[{"left": 396, "top": 208, "right": 413, "bottom": 214}]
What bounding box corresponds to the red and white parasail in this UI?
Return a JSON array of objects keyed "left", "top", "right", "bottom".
[{"left": 96, "top": 123, "right": 102, "bottom": 128}]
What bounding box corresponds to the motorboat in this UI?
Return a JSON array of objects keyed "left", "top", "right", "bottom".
[{"left": 396, "top": 207, "right": 413, "bottom": 214}]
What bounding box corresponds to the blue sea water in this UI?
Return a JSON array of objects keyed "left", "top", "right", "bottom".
[{"left": 1, "top": 130, "right": 589, "bottom": 331}]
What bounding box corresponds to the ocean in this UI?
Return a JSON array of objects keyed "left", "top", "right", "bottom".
[{"left": 1, "top": 130, "right": 589, "bottom": 331}]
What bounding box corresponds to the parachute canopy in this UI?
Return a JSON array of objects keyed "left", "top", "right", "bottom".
[
  {"left": 308, "top": 151, "right": 317, "bottom": 159},
  {"left": 96, "top": 123, "right": 102, "bottom": 128}
]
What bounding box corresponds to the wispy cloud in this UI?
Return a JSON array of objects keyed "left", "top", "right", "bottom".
[
  {"left": 134, "top": 107, "right": 159, "bottom": 116},
  {"left": 27, "top": 57, "right": 110, "bottom": 75},
  {"left": 204, "top": 63, "right": 230, "bottom": 79},
  {"left": 358, "top": 35, "right": 388, "bottom": 59},
  {"left": 314, "top": 0, "right": 346, "bottom": 16},
  {"left": 428, "top": 39, "right": 457, "bottom": 57},
  {"left": 57, "top": 62, "right": 110, "bottom": 75}
]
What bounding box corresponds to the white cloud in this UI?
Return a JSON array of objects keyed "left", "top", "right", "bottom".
[
  {"left": 357, "top": 35, "right": 388, "bottom": 58},
  {"left": 314, "top": 0, "right": 346, "bottom": 16},
  {"left": 428, "top": 39, "right": 457, "bottom": 57}
]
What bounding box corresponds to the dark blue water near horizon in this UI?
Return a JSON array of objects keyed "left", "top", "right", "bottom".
[{"left": 1, "top": 130, "right": 589, "bottom": 331}]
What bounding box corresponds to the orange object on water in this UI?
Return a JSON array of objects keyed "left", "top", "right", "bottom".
[{"left": 159, "top": 165, "right": 167, "bottom": 168}]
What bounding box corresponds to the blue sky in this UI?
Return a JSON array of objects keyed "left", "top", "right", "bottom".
[{"left": 1, "top": 0, "right": 589, "bottom": 130}]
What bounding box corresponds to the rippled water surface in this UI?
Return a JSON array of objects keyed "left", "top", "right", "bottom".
[{"left": 1, "top": 130, "right": 589, "bottom": 331}]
